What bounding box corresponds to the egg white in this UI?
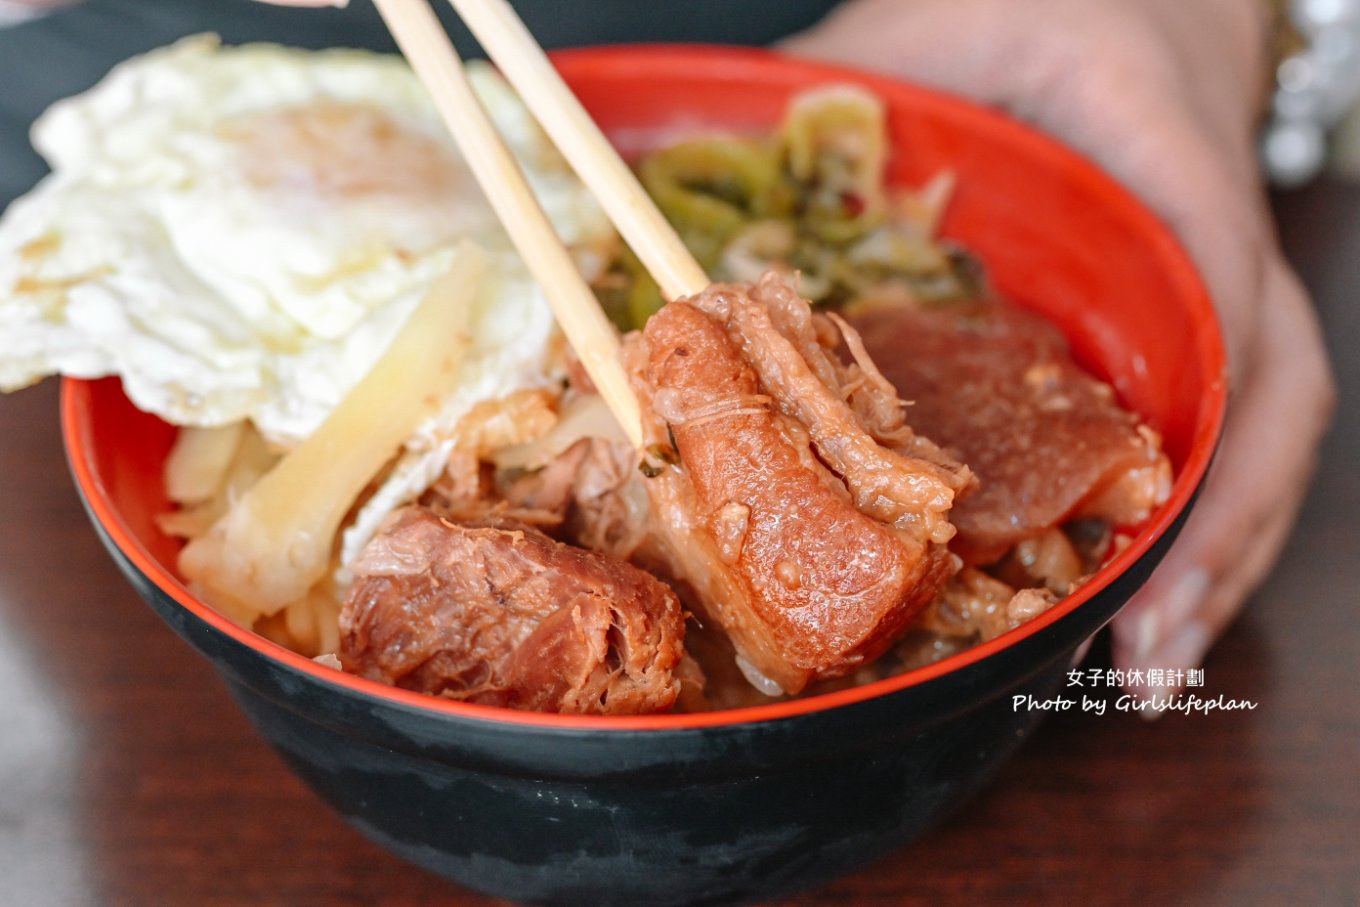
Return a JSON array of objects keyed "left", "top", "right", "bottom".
[{"left": 0, "top": 34, "right": 611, "bottom": 448}]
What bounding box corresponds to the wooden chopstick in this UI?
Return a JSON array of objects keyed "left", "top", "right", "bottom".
[
  {"left": 445, "top": 0, "right": 711, "bottom": 303},
  {"left": 371, "top": 0, "right": 643, "bottom": 448}
]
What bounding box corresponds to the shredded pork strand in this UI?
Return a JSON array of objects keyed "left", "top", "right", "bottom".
[
  {"left": 339, "top": 507, "right": 686, "bottom": 715},
  {"left": 687, "top": 274, "right": 969, "bottom": 545}
]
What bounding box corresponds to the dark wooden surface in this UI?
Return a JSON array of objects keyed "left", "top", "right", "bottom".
[{"left": 1, "top": 181, "right": 1356, "bottom": 907}]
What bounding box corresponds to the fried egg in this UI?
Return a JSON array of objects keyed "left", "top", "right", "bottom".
[{"left": 0, "top": 34, "right": 611, "bottom": 446}]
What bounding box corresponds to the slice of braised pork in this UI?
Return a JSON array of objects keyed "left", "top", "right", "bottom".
[
  {"left": 339, "top": 506, "right": 685, "bottom": 715},
  {"left": 623, "top": 273, "right": 970, "bottom": 696},
  {"left": 850, "top": 301, "right": 1172, "bottom": 564}
]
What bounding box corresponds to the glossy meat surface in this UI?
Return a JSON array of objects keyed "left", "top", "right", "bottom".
[
  {"left": 851, "top": 302, "right": 1171, "bottom": 564},
  {"left": 625, "top": 275, "right": 965, "bottom": 694},
  {"left": 339, "top": 507, "right": 685, "bottom": 714}
]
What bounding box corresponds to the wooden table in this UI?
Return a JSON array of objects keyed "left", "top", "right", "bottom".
[{"left": 1, "top": 181, "right": 1356, "bottom": 907}]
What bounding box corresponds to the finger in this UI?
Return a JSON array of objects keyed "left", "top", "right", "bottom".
[
  {"left": 1120, "top": 504, "right": 1296, "bottom": 678},
  {"left": 1112, "top": 259, "right": 1334, "bottom": 679},
  {"left": 1113, "top": 494, "right": 1297, "bottom": 719},
  {"left": 1113, "top": 505, "right": 1293, "bottom": 722}
]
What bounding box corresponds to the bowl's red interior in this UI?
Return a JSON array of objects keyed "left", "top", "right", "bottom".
[{"left": 61, "top": 45, "right": 1225, "bottom": 731}]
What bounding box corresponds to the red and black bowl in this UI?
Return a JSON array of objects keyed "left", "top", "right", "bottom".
[{"left": 61, "top": 46, "right": 1226, "bottom": 907}]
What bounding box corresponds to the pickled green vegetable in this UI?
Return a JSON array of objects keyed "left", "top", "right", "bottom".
[{"left": 594, "top": 85, "right": 983, "bottom": 331}]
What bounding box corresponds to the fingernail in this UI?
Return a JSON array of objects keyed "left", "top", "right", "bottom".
[
  {"left": 1129, "top": 621, "right": 1211, "bottom": 722},
  {"left": 1148, "top": 621, "right": 1212, "bottom": 674},
  {"left": 1131, "top": 608, "right": 1160, "bottom": 662},
  {"left": 1160, "top": 567, "right": 1211, "bottom": 631},
  {"left": 1122, "top": 681, "right": 1166, "bottom": 723},
  {"left": 1138, "top": 702, "right": 1166, "bottom": 723},
  {"left": 1132, "top": 567, "right": 1210, "bottom": 661}
]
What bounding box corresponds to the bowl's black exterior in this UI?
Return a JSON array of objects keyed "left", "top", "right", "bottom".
[{"left": 81, "top": 501, "right": 1185, "bottom": 907}]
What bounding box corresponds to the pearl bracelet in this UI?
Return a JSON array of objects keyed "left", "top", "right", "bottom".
[{"left": 1261, "top": 0, "right": 1360, "bottom": 185}]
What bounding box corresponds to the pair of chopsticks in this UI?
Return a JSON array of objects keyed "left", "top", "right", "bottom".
[{"left": 370, "top": 0, "right": 710, "bottom": 448}]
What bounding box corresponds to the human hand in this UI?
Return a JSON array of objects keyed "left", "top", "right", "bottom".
[{"left": 783, "top": 0, "right": 1336, "bottom": 693}]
